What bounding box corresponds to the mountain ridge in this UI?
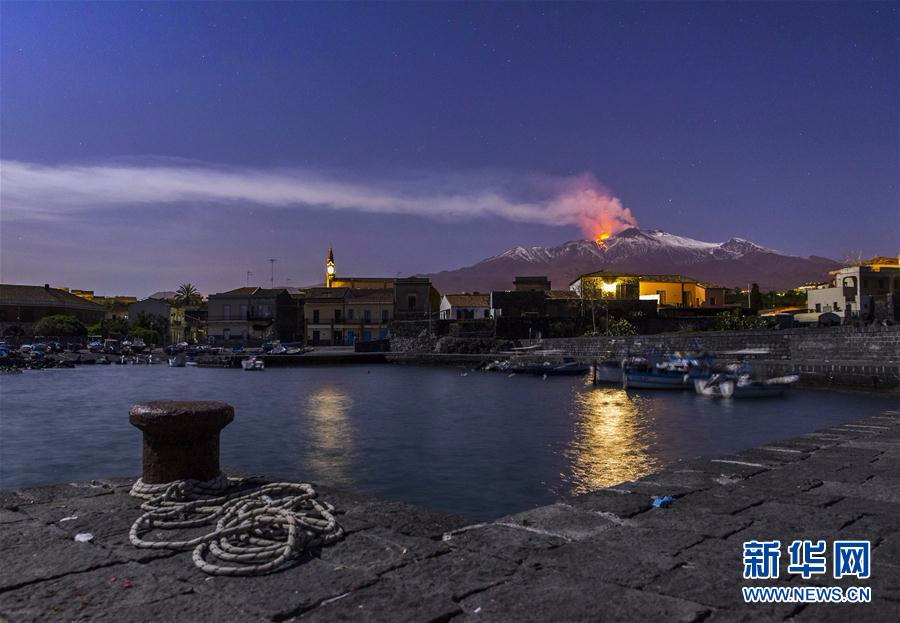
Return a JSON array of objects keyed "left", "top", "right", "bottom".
[{"left": 426, "top": 228, "right": 839, "bottom": 293}]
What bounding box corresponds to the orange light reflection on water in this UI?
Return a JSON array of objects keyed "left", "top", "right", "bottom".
[
  {"left": 565, "top": 388, "right": 658, "bottom": 495},
  {"left": 306, "top": 385, "right": 355, "bottom": 486}
]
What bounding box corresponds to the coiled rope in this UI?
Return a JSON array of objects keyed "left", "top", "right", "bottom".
[{"left": 129, "top": 474, "right": 344, "bottom": 576}]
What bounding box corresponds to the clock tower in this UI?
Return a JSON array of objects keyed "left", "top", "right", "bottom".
[{"left": 325, "top": 246, "right": 335, "bottom": 287}]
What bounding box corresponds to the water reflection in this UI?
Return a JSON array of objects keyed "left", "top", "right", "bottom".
[
  {"left": 565, "top": 388, "right": 658, "bottom": 494},
  {"left": 305, "top": 385, "right": 356, "bottom": 486}
]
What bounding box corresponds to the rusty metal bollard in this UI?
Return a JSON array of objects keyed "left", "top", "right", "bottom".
[{"left": 129, "top": 400, "right": 234, "bottom": 484}]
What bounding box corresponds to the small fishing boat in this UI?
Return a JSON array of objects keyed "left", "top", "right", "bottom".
[
  {"left": 623, "top": 355, "right": 710, "bottom": 390},
  {"left": 168, "top": 353, "right": 186, "bottom": 367},
  {"left": 593, "top": 360, "right": 623, "bottom": 384},
  {"left": 695, "top": 373, "right": 799, "bottom": 398},
  {"left": 241, "top": 356, "right": 265, "bottom": 371},
  {"left": 517, "top": 359, "right": 590, "bottom": 376}
]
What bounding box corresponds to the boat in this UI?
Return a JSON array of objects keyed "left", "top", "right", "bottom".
[
  {"left": 622, "top": 354, "right": 711, "bottom": 390},
  {"left": 593, "top": 360, "right": 623, "bottom": 384},
  {"left": 516, "top": 359, "right": 590, "bottom": 376},
  {"left": 241, "top": 356, "right": 265, "bottom": 371},
  {"left": 168, "top": 353, "right": 186, "bottom": 367},
  {"left": 695, "top": 373, "right": 799, "bottom": 398}
]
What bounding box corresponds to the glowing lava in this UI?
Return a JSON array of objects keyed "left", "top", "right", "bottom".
[{"left": 595, "top": 232, "right": 611, "bottom": 249}]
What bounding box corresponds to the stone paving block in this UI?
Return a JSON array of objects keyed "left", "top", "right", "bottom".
[
  {"left": 516, "top": 529, "right": 688, "bottom": 589},
  {"left": 443, "top": 524, "right": 566, "bottom": 563},
  {"left": 677, "top": 458, "right": 770, "bottom": 483},
  {"left": 566, "top": 488, "right": 654, "bottom": 518},
  {"left": 628, "top": 505, "right": 753, "bottom": 539},
  {"left": 731, "top": 448, "right": 812, "bottom": 467},
  {"left": 496, "top": 503, "right": 617, "bottom": 541},
  {"left": 735, "top": 502, "right": 862, "bottom": 536},
  {"left": 0, "top": 520, "right": 123, "bottom": 592},
  {"left": 383, "top": 549, "right": 520, "bottom": 601},
  {"left": 317, "top": 528, "right": 450, "bottom": 576},
  {"left": 337, "top": 499, "right": 472, "bottom": 539},
  {"left": 189, "top": 555, "right": 380, "bottom": 620},
  {"left": 13, "top": 482, "right": 118, "bottom": 505},
  {"left": 676, "top": 488, "right": 767, "bottom": 516},
  {"left": 297, "top": 572, "right": 463, "bottom": 623},
  {"left": 789, "top": 601, "right": 900, "bottom": 623},
  {"left": 0, "top": 560, "right": 196, "bottom": 623},
  {"left": 457, "top": 571, "right": 712, "bottom": 622}
]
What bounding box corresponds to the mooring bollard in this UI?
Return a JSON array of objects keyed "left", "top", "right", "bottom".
[{"left": 129, "top": 400, "right": 234, "bottom": 484}]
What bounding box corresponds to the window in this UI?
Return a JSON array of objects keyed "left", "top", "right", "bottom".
[
  {"left": 223, "top": 328, "right": 231, "bottom": 340},
  {"left": 483, "top": 309, "right": 490, "bottom": 318},
  {"left": 815, "top": 303, "right": 821, "bottom": 312},
  {"left": 239, "top": 304, "right": 247, "bottom": 319},
  {"left": 223, "top": 304, "right": 231, "bottom": 320},
  {"left": 348, "top": 308, "right": 355, "bottom": 321},
  {"left": 878, "top": 279, "right": 886, "bottom": 289},
  {"left": 656, "top": 290, "right": 666, "bottom": 305},
  {"left": 364, "top": 309, "right": 371, "bottom": 322},
  {"left": 710, "top": 297, "right": 716, "bottom": 305},
  {"left": 312, "top": 329, "right": 320, "bottom": 344},
  {"left": 312, "top": 309, "right": 320, "bottom": 323},
  {"left": 334, "top": 309, "right": 342, "bottom": 322},
  {"left": 456, "top": 309, "right": 462, "bottom": 319},
  {"left": 382, "top": 309, "right": 389, "bottom": 322},
  {"left": 834, "top": 302, "right": 841, "bottom": 311},
  {"left": 407, "top": 295, "right": 416, "bottom": 311}
]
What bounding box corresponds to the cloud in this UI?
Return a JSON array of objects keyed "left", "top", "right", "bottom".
[{"left": 0, "top": 159, "right": 638, "bottom": 237}]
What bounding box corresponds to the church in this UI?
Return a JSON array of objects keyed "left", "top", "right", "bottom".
[{"left": 302, "top": 247, "right": 441, "bottom": 345}]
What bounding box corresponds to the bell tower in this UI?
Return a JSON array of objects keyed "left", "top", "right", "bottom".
[{"left": 325, "top": 246, "right": 335, "bottom": 287}]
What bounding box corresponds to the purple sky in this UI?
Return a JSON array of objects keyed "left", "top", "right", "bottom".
[{"left": 1, "top": 2, "right": 897, "bottom": 297}]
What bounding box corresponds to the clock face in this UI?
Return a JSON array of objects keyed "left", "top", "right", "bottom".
[{"left": 327, "top": 265, "right": 335, "bottom": 275}]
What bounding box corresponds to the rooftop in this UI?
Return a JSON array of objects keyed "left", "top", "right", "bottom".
[
  {"left": 0, "top": 284, "right": 107, "bottom": 311},
  {"left": 444, "top": 293, "right": 490, "bottom": 307}
]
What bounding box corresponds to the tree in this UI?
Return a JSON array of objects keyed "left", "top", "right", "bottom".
[
  {"left": 134, "top": 311, "right": 169, "bottom": 335},
  {"left": 33, "top": 314, "right": 87, "bottom": 337},
  {"left": 175, "top": 283, "right": 202, "bottom": 306},
  {"left": 128, "top": 326, "right": 160, "bottom": 346}
]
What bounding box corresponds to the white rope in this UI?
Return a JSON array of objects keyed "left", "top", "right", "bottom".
[{"left": 129, "top": 474, "right": 344, "bottom": 576}]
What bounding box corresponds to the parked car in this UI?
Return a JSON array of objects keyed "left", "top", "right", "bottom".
[{"left": 87, "top": 336, "right": 104, "bottom": 351}]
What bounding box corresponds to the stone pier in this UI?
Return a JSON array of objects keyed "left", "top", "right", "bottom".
[{"left": 1, "top": 410, "right": 897, "bottom": 622}]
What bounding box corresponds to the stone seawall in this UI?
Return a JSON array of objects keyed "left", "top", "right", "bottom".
[{"left": 520, "top": 325, "right": 900, "bottom": 390}]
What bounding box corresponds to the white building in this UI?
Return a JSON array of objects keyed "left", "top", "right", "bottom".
[
  {"left": 806, "top": 257, "right": 900, "bottom": 319},
  {"left": 439, "top": 294, "right": 491, "bottom": 320}
]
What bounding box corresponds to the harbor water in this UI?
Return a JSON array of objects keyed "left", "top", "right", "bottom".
[{"left": 1, "top": 365, "right": 895, "bottom": 520}]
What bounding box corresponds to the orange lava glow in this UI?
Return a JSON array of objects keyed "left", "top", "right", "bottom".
[{"left": 595, "top": 232, "right": 611, "bottom": 248}]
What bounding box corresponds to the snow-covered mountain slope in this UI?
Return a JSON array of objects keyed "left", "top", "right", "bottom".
[{"left": 426, "top": 228, "right": 837, "bottom": 293}]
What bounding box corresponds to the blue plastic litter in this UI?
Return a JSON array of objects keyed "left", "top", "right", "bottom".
[{"left": 652, "top": 495, "right": 673, "bottom": 508}]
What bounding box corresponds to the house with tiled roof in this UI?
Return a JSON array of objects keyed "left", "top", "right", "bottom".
[
  {"left": 206, "top": 287, "right": 302, "bottom": 344},
  {"left": 303, "top": 287, "right": 393, "bottom": 345},
  {"left": 439, "top": 293, "right": 491, "bottom": 320},
  {"left": 569, "top": 270, "right": 726, "bottom": 308},
  {"left": 0, "top": 283, "right": 107, "bottom": 336}
]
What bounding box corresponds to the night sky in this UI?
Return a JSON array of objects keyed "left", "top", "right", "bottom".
[{"left": 1, "top": 1, "right": 897, "bottom": 296}]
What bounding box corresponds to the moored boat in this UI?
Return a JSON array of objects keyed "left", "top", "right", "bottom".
[
  {"left": 168, "top": 353, "right": 186, "bottom": 367},
  {"left": 593, "top": 360, "right": 623, "bottom": 384},
  {"left": 695, "top": 373, "right": 799, "bottom": 398},
  {"left": 241, "top": 356, "right": 265, "bottom": 371}
]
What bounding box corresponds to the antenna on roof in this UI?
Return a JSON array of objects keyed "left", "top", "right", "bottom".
[{"left": 268, "top": 259, "right": 277, "bottom": 288}]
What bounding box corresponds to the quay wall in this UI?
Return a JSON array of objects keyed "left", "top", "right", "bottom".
[{"left": 519, "top": 325, "right": 900, "bottom": 390}]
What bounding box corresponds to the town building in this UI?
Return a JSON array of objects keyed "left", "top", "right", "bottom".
[
  {"left": 569, "top": 271, "right": 726, "bottom": 308},
  {"left": 303, "top": 287, "right": 393, "bottom": 345},
  {"left": 322, "top": 247, "right": 441, "bottom": 319},
  {"left": 439, "top": 294, "right": 491, "bottom": 319},
  {"left": 0, "top": 284, "right": 106, "bottom": 337},
  {"left": 513, "top": 276, "right": 552, "bottom": 292},
  {"left": 206, "top": 287, "right": 302, "bottom": 344},
  {"left": 806, "top": 257, "right": 900, "bottom": 321},
  {"left": 128, "top": 298, "right": 187, "bottom": 345}
]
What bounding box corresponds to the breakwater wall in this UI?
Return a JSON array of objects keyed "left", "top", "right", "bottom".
[{"left": 520, "top": 325, "right": 900, "bottom": 390}]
